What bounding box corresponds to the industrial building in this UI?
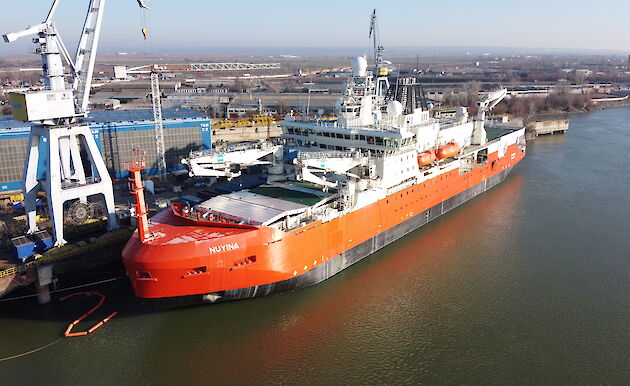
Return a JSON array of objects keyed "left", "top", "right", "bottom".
[{"left": 0, "top": 108, "right": 211, "bottom": 193}]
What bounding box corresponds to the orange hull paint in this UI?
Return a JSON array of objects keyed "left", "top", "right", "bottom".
[{"left": 122, "top": 144, "right": 525, "bottom": 301}]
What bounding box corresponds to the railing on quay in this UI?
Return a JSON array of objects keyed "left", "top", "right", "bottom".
[{"left": 0, "top": 227, "right": 133, "bottom": 279}]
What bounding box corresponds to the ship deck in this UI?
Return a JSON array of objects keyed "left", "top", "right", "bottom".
[
  {"left": 198, "top": 185, "right": 326, "bottom": 225},
  {"left": 485, "top": 125, "right": 521, "bottom": 141}
]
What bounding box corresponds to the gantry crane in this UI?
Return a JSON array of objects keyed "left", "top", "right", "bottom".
[
  {"left": 113, "top": 62, "right": 281, "bottom": 177},
  {"left": 2, "top": 0, "right": 149, "bottom": 246}
]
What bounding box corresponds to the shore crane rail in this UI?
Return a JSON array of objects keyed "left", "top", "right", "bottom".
[{"left": 113, "top": 62, "right": 281, "bottom": 177}]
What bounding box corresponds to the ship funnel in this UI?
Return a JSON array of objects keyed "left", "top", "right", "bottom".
[{"left": 351, "top": 56, "right": 368, "bottom": 77}]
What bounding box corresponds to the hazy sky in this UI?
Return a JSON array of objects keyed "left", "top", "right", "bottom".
[{"left": 1, "top": 0, "right": 629, "bottom": 55}]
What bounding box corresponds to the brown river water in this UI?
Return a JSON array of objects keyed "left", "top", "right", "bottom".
[{"left": 1, "top": 107, "right": 629, "bottom": 384}]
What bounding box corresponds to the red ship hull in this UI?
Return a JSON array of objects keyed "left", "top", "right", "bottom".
[{"left": 122, "top": 143, "right": 525, "bottom": 305}]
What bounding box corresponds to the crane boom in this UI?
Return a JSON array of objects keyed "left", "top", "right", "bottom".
[
  {"left": 369, "top": 9, "right": 384, "bottom": 69},
  {"left": 477, "top": 88, "right": 507, "bottom": 121},
  {"left": 115, "top": 62, "right": 280, "bottom": 79},
  {"left": 73, "top": 0, "right": 106, "bottom": 114},
  {"left": 3, "top": 0, "right": 150, "bottom": 119}
]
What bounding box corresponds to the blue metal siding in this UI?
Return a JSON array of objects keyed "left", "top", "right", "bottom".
[
  {"left": 0, "top": 108, "right": 210, "bottom": 192},
  {"left": 0, "top": 180, "right": 22, "bottom": 192}
]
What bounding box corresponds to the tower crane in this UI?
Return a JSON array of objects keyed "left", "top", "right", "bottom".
[
  {"left": 368, "top": 10, "right": 389, "bottom": 97},
  {"left": 113, "top": 62, "right": 281, "bottom": 177},
  {"left": 2, "top": 0, "right": 149, "bottom": 246},
  {"left": 369, "top": 9, "right": 385, "bottom": 74}
]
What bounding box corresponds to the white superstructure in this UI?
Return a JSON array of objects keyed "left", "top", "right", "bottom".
[{"left": 179, "top": 55, "right": 523, "bottom": 233}]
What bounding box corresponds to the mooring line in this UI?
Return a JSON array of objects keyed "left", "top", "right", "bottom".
[
  {"left": 0, "top": 277, "right": 124, "bottom": 303},
  {"left": 0, "top": 338, "right": 64, "bottom": 362}
]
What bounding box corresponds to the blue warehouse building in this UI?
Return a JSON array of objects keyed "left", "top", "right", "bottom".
[{"left": 0, "top": 108, "right": 211, "bottom": 193}]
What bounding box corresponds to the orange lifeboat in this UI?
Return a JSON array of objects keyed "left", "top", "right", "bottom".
[
  {"left": 417, "top": 150, "right": 436, "bottom": 166},
  {"left": 436, "top": 142, "right": 461, "bottom": 160}
]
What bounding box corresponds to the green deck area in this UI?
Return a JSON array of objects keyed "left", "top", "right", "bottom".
[
  {"left": 486, "top": 126, "right": 519, "bottom": 141},
  {"left": 249, "top": 185, "right": 322, "bottom": 206},
  {"left": 283, "top": 180, "right": 326, "bottom": 191}
]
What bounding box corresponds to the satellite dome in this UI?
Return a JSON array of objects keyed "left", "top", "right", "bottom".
[
  {"left": 351, "top": 56, "right": 368, "bottom": 77},
  {"left": 387, "top": 100, "right": 403, "bottom": 117}
]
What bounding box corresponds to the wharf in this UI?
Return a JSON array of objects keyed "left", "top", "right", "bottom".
[
  {"left": 525, "top": 118, "right": 569, "bottom": 140},
  {"left": 0, "top": 221, "right": 132, "bottom": 301}
]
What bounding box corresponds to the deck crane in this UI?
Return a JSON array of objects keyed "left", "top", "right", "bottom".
[
  {"left": 113, "top": 62, "right": 281, "bottom": 177},
  {"left": 473, "top": 88, "right": 508, "bottom": 145},
  {"left": 2, "top": 0, "right": 149, "bottom": 246},
  {"left": 182, "top": 142, "right": 281, "bottom": 180}
]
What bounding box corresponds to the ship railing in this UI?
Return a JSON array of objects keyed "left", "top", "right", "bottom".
[
  {"left": 0, "top": 228, "right": 132, "bottom": 279},
  {"left": 288, "top": 118, "right": 338, "bottom": 127},
  {"left": 484, "top": 124, "right": 523, "bottom": 131},
  {"left": 438, "top": 119, "right": 470, "bottom": 131},
  {"left": 297, "top": 150, "right": 359, "bottom": 160},
  {"left": 188, "top": 141, "right": 275, "bottom": 159}
]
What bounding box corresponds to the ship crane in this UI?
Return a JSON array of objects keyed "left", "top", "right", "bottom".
[
  {"left": 294, "top": 152, "right": 368, "bottom": 189},
  {"left": 477, "top": 88, "right": 508, "bottom": 121},
  {"left": 182, "top": 143, "right": 281, "bottom": 179},
  {"left": 113, "top": 62, "right": 281, "bottom": 177},
  {"left": 2, "top": 0, "right": 149, "bottom": 246},
  {"left": 472, "top": 88, "right": 508, "bottom": 145}
]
